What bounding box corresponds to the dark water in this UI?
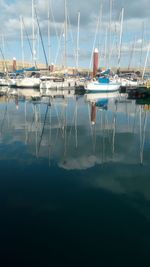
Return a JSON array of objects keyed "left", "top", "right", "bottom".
[{"left": 0, "top": 90, "right": 150, "bottom": 266}]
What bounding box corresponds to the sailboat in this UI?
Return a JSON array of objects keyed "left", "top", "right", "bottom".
[{"left": 84, "top": 76, "right": 121, "bottom": 92}]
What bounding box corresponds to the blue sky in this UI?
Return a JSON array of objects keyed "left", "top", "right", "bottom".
[{"left": 0, "top": 0, "right": 150, "bottom": 69}]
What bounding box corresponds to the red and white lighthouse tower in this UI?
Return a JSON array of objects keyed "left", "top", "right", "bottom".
[{"left": 93, "top": 48, "right": 99, "bottom": 77}]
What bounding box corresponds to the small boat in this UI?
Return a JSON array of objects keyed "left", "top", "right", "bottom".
[
  {"left": 84, "top": 76, "right": 121, "bottom": 92},
  {"left": 9, "top": 77, "right": 40, "bottom": 89}
]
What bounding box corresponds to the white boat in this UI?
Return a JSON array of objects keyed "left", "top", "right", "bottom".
[
  {"left": 84, "top": 77, "right": 121, "bottom": 92},
  {"left": 118, "top": 77, "right": 139, "bottom": 87},
  {"left": 9, "top": 77, "right": 40, "bottom": 89},
  {"left": 40, "top": 76, "right": 79, "bottom": 90},
  {"left": 0, "top": 78, "right": 9, "bottom": 87}
]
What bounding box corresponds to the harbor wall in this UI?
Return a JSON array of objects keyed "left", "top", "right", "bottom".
[{"left": 0, "top": 60, "right": 149, "bottom": 75}]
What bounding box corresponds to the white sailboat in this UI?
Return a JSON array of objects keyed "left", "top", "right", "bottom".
[
  {"left": 84, "top": 76, "right": 121, "bottom": 92},
  {"left": 9, "top": 76, "right": 40, "bottom": 89}
]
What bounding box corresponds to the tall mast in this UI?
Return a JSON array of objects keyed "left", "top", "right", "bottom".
[
  {"left": 128, "top": 37, "right": 136, "bottom": 70},
  {"left": 104, "top": 26, "right": 108, "bottom": 67},
  {"left": 32, "top": 0, "right": 36, "bottom": 65},
  {"left": 76, "top": 11, "right": 80, "bottom": 69},
  {"left": 20, "top": 15, "right": 24, "bottom": 68},
  {"left": 0, "top": 39, "right": 8, "bottom": 73},
  {"left": 2, "top": 34, "right": 5, "bottom": 59},
  {"left": 64, "top": 0, "right": 67, "bottom": 68},
  {"left": 139, "top": 21, "right": 144, "bottom": 70},
  {"left": 117, "top": 7, "right": 124, "bottom": 72},
  {"left": 98, "top": 0, "right": 103, "bottom": 56},
  {"left": 89, "top": 1, "right": 102, "bottom": 69},
  {"left": 48, "top": 0, "right": 51, "bottom": 66},
  {"left": 34, "top": 6, "right": 48, "bottom": 68},
  {"left": 142, "top": 41, "right": 150, "bottom": 79},
  {"left": 108, "top": 0, "right": 112, "bottom": 68}
]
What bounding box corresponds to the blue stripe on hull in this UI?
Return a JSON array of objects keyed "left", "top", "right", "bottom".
[{"left": 85, "top": 89, "right": 119, "bottom": 93}]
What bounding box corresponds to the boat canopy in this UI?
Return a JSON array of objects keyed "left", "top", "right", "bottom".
[
  {"left": 15, "top": 66, "right": 38, "bottom": 74},
  {"left": 98, "top": 77, "right": 109, "bottom": 83}
]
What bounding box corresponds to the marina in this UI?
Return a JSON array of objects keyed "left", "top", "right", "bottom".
[{"left": 1, "top": 0, "right": 150, "bottom": 266}]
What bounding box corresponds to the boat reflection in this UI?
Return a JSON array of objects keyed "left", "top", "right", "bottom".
[
  {"left": 84, "top": 91, "right": 120, "bottom": 102},
  {"left": 0, "top": 89, "right": 150, "bottom": 167}
]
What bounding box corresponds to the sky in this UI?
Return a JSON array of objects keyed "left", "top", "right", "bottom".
[{"left": 0, "top": 0, "right": 150, "bottom": 70}]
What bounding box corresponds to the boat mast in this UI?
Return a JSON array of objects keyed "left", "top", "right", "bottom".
[
  {"left": 139, "top": 21, "right": 144, "bottom": 70},
  {"left": 48, "top": 0, "right": 51, "bottom": 66},
  {"left": 104, "top": 26, "right": 108, "bottom": 68},
  {"left": 117, "top": 7, "right": 124, "bottom": 72},
  {"left": 2, "top": 34, "right": 5, "bottom": 62},
  {"left": 108, "top": 0, "right": 112, "bottom": 68},
  {"left": 20, "top": 15, "right": 25, "bottom": 68},
  {"left": 128, "top": 37, "right": 136, "bottom": 71},
  {"left": 34, "top": 6, "right": 49, "bottom": 68},
  {"left": 22, "top": 17, "right": 34, "bottom": 63},
  {"left": 32, "top": 0, "right": 36, "bottom": 66},
  {"left": 64, "top": 0, "right": 67, "bottom": 69},
  {"left": 76, "top": 11, "right": 80, "bottom": 70},
  {"left": 89, "top": 1, "right": 102, "bottom": 70},
  {"left": 98, "top": 1, "right": 103, "bottom": 58},
  {"left": 0, "top": 45, "right": 8, "bottom": 73},
  {"left": 0, "top": 35, "right": 7, "bottom": 73},
  {"left": 142, "top": 41, "right": 150, "bottom": 80}
]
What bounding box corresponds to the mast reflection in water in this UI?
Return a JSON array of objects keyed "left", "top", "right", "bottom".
[{"left": 0, "top": 89, "right": 150, "bottom": 266}]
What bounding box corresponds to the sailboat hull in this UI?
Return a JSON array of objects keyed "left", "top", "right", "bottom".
[{"left": 85, "top": 81, "right": 121, "bottom": 92}]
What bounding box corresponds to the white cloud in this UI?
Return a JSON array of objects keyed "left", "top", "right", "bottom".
[
  {"left": 59, "top": 155, "right": 101, "bottom": 170},
  {"left": 0, "top": 0, "right": 150, "bottom": 67}
]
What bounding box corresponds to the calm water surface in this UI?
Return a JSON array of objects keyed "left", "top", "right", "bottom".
[{"left": 0, "top": 90, "right": 150, "bottom": 266}]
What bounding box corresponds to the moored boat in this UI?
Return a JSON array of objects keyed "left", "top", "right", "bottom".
[
  {"left": 9, "top": 77, "right": 40, "bottom": 89},
  {"left": 84, "top": 76, "right": 121, "bottom": 92}
]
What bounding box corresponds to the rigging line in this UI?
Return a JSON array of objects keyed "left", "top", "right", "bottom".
[
  {"left": 142, "top": 41, "right": 150, "bottom": 80},
  {"left": 34, "top": 6, "right": 49, "bottom": 68},
  {"left": 89, "top": 2, "right": 101, "bottom": 70},
  {"left": 67, "top": 12, "right": 77, "bottom": 65},
  {"left": 49, "top": 1, "right": 59, "bottom": 43},
  {"left": 54, "top": 25, "right": 64, "bottom": 65},
  {"left": 128, "top": 37, "right": 136, "bottom": 70},
  {"left": 98, "top": 1, "right": 103, "bottom": 56},
  {"left": 117, "top": 7, "right": 124, "bottom": 71},
  {"left": 0, "top": 46, "right": 8, "bottom": 73},
  {"left": 139, "top": 21, "right": 144, "bottom": 69},
  {"left": 22, "top": 17, "right": 37, "bottom": 68}
]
